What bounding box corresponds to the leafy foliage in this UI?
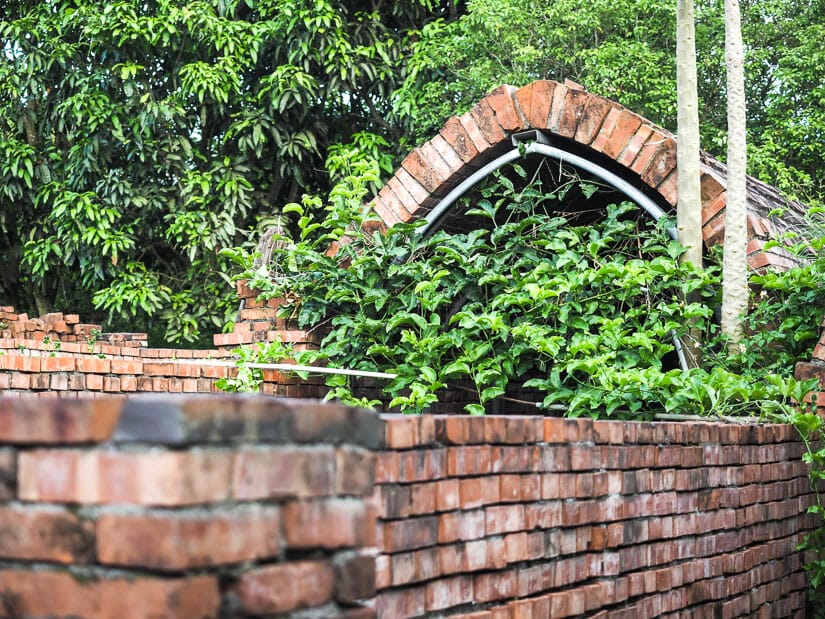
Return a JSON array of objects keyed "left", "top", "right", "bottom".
[
  {"left": 0, "top": 0, "right": 454, "bottom": 343},
  {"left": 225, "top": 165, "right": 816, "bottom": 419}
]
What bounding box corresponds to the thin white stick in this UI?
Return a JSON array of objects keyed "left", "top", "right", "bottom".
[{"left": 156, "top": 359, "right": 398, "bottom": 380}]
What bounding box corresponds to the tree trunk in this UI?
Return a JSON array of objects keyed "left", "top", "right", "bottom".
[
  {"left": 721, "top": 0, "right": 749, "bottom": 351},
  {"left": 676, "top": 0, "right": 704, "bottom": 367}
]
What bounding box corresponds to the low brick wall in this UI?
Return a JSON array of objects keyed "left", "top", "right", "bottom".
[
  {"left": 0, "top": 397, "right": 816, "bottom": 618},
  {"left": 0, "top": 396, "right": 380, "bottom": 618},
  {"left": 0, "top": 305, "right": 327, "bottom": 398},
  {"left": 375, "top": 415, "right": 814, "bottom": 618}
]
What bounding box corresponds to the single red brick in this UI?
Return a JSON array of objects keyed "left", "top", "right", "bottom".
[
  {"left": 702, "top": 191, "right": 728, "bottom": 226},
  {"left": 447, "top": 445, "right": 492, "bottom": 476},
  {"left": 18, "top": 449, "right": 234, "bottom": 505},
  {"left": 233, "top": 560, "right": 334, "bottom": 615},
  {"left": 617, "top": 124, "right": 655, "bottom": 167},
  {"left": 459, "top": 477, "right": 485, "bottom": 509},
  {"left": 398, "top": 450, "right": 430, "bottom": 482},
  {"left": 700, "top": 169, "right": 726, "bottom": 202},
  {"left": 375, "top": 586, "right": 427, "bottom": 619},
  {"left": 336, "top": 446, "right": 375, "bottom": 496},
  {"left": 499, "top": 474, "right": 522, "bottom": 502},
  {"left": 470, "top": 99, "right": 507, "bottom": 145},
  {"left": 375, "top": 554, "right": 391, "bottom": 590},
  {"left": 375, "top": 451, "right": 398, "bottom": 484},
  {"left": 514, "top": 80, "right": 557, "bottom": 129},
  {"left": 457, "top": 111, "right": 494, "bottom": 154},
  {"left": 548, "top": 82, "right": 570, "bottom": 133},
  {"left": 378, "top": 183, "right": 416, "bottom": 223},
  {"left": 438, "top": 544, "right": 465, "bottom": 575},
  {"left": 439, "top": 116, "right": 481, "bottom": 164},
  {"left": 283, "top": 498, "right": 372, "bottom": 549},
  {"left": 383, "top": 415, "right": 419, "bottom": 449},
  {"left": 11, "top": 373, "right": 32, "bottom": 389},
  {"left": 391, "top": 551, "right": 416, "bottom": 586},
  {"left": 401, "top": 148, "right": 446, "bottom": 195},
  {"left": 426, "top": 575, "right": 474, "bottom": 612},
  {"left": 0, "top": 354, "right": 41, "bottom": 372},
  {"left": 409, "top": 481, "right": 437, "bottom": 515},
  {"left": 76, "top": 357, "right": 111, "bottom": 373},
  {"left": 556, "top": 89, "right": 591, "bottom": 138},
  {"left": 473, "top": 570, "right": 517, "bottom": 603},
  {"left": 603, "top": 110, "right": 644, "bottom": 160},
  {"left": 0, "top": 505, "right": 94, "bottom": 563},
  {"left": 438, "top": 509, "right": 486, "bottom": 544},
  {"left": 335, "top": 552, "right": 376, "bottom": 604},
  {"left": 97, "top": 506, "right": 281, "bottom": 570},
  {"left": 703, "top": 212, "right": 726, "bottom": 247},
  {"left": 484, "top": 84, "right": 525, "bottom": 132},
  {"left": 429, "top": 135, "right": 466, "bottom": 176},
  {"left": 395, "top": 165, "right": 434, "bottom": 206},
  {"left": 0, "top": 570, "right": 219, "bottom": 619},
  {"left": 641, "top": 138, "right": 678, "bottom": 188},
  {"left": 435, "top": 478, "right": 460, "bottom": 512},
  {"left": 575, "top": 94, "right": 613, "bottom": 144},
  {"left": 369, "top": 194, "right": 403, "bottom": 227},
  {"left": 631, "top": 129, "right": 668, "bottom": 175},
  {"left": 0, "top": 397, "right": 122, "bottom": 444},
  {"left": 232, "top": 445, "right": 336, "bottom": 500},
  {"left": 436, "top": 416, "right": 470, "bottom": 445},
  {"left": 39, "top": 356, "right": 76, "bottom": 372},
  {"left": 485, "top": 504, "right": 526, "bottom": 535}
]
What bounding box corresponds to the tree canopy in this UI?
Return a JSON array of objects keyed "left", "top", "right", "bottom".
[
  {"left": 0, "top": 0, "right": 453, "bottom": 343},
  {"left": 1, "top": 0, "right": 823, "bottom": 344}
]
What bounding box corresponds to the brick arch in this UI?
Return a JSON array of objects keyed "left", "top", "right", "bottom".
[{"left": 370, "top": 79, "right": 802, "bottom": 271}]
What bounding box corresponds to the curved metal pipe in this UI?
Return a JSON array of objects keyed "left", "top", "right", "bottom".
[{"left": 420, "top": 136, "right": 676, "bottom": 240}]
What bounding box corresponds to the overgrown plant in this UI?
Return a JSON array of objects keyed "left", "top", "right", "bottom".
[{"left": 223, "top": 164, "right": 813, "bottom": 418}]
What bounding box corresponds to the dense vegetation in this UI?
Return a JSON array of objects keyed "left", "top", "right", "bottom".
[
  {"left": 2, "top": 0, "right": 824, "bottom": 343},
  {"left": 221, "top": 160, "right": 823, "bottom": 419}
]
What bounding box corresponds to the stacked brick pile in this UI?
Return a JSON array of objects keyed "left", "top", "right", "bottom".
[
  {"left": 0, "top": 306, "right": 146, "bottom": 348},
  {"left": 0, "top": 396, "right": 380, "bottom": 618},
  {"left": 374, "top": 415, "right": 814, "bottom": 618},
  {"left": 0, "top": 396, "right": 816, "bottom": 617},
  {"left": 212, "top": 280, "right": 322, "bottom": 351}
]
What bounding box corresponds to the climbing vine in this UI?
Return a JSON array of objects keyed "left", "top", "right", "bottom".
[{"left": 222, "top": 160, "right": 817, "bottom": 420}]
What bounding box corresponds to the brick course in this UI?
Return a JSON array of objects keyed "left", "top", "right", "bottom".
[{"left": 373, "top": 414, "right": 814, "bottom": 618}]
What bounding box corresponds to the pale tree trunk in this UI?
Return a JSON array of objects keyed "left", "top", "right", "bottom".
[
  {"left": 721, "top": 0, "right": 748, "bottom": 351},
  {"left": 676, "top": 0, "right": 704, "bottom": 367}
]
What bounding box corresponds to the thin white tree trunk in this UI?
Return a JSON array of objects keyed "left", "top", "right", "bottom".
[
  {"left": 676, "top": 0, "right": 704, "bottom": 367},
  {"left": 721, "top": 0, "right": 749, "bottom": 350}
]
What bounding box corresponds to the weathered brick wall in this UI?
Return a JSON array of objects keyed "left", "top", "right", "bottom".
[
  {"left": 0, "top": 396, "right": 380, "bottom": 618},
  {"left": 0, "top": 304, "right": 328, "bottom": 398},
  {"left": 374, "top": 414, "right": 815, "bottom": 618},
  {"left": 0, "top": 397, "right": 816, "bottom": 618}
]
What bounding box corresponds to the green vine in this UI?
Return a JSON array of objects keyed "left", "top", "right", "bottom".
[{"left": 222, "top": 163, "right": 816, "bottom": 419}]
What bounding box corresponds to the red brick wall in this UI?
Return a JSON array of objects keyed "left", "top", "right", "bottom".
[
  {"left": 0, "top": 396, "right": 379, "bottom": 618},
  {"left": 0, "top": 303, "right": 329, "bottom": 398},
  {"left": 369, "top": 79, "right": 801, "bottom": 273},
  {"left": 374, "top": 414, "right": 814, "bottom": 618},
  {"left": 0, "top": 397, "right": 815, "bottom": 618}
]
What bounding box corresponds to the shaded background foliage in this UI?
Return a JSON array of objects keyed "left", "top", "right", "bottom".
[{"left": 1, "top": 0, "right": 824, "bottom": 344}]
